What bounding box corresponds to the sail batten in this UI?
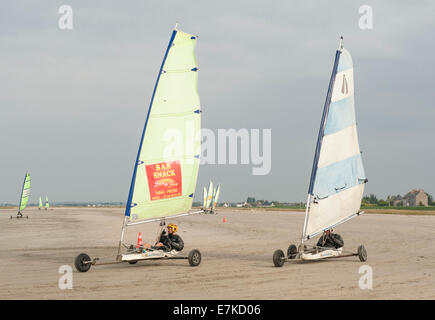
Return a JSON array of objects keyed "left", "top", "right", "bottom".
[
  {"left": 304, "top": 41, "right": 367, "bottom": 240},
  {"left": 125, "top": 29, "right": 201, "bottom": 223}
]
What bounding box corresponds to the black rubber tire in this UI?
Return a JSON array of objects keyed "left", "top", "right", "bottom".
[
  {"left": 188, "top": 249, "right": 201, "bottom": 266},
  {"left": 128, "top": 261, "right": 138, "bottom": 265},
  {"left": 287, "top": 244, "right": 298, "bottom": 259},
  {"left": 273, "top": 249, "right": 285, "bottom": 267},
  {"left": 74, "top": 253, "right": 92, "bottom": 272},
  {"left": 358, "top": 245, "right": 367, "bottom": 262}
]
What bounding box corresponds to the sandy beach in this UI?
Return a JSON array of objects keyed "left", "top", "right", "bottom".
[{"left": 0, "top": 207, "right": 434, "bottom": 299}]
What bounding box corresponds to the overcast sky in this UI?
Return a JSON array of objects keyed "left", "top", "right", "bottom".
[{"left": 1, "top": 1, "right": 434, "bottom": 204}]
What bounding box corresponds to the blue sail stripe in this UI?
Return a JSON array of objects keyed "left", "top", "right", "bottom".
[
  {"left": 323, "top": 96, "right": 355, "bottom": 136},
  {"left": 313, "top": 154, "right": 365, "bottom": 199},
  {"left": 337, "top": 49, "right": 353, "bottom": 73},
  {"left": 337, "top": 62, "right": 352, "bottom": 73}
]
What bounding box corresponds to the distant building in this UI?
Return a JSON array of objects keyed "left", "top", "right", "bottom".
[
  {"left": 256, "top": 200, "right": 264, "bottom": 207},
  {"left": 236, "top": 202, "right": 251, "bottom": 208},
  {"left": 393, "top": 189, "right": 428, "bottom": 207}
]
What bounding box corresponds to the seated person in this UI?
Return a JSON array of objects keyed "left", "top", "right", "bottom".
[
  {"left": 316, "top": 229, "right": 344, "bottom": 249},
  {"left": 144, "top": 223, "right": 184, "bottom": 252}
]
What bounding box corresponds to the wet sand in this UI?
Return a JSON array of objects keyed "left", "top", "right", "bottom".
[{"left": 0, "top": 207, "right": 434, "bottom": 299}]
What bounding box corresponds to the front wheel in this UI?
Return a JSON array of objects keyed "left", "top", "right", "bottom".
[
  {"left": 75, "top": 253, "right": 92, "bottom": 272},
  {"left": 188, "top": 249, "right": 201, "bottom": 266},
  {"left": 358, "top": 245, "right": 367, "bottom": 262},
  {"left": 273, "top": 249, "right": 285, "bottom": 267},
  {"left": 128, "top": 261, "right": 138, "bottom": 265}
]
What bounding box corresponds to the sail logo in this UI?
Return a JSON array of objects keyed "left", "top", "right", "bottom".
[
  {"left": 341, "top": 74, "right": 349, "bottom": 95},
  {"left": 146, "top": 161, "right": 182, "bottom": 200}
]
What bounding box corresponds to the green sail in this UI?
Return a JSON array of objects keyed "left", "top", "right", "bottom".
[
  {"left": 18, "top": 173, "right": 31, "bottom": 212},
  {"left": 45, "top": 196, "right": 50, "bottom": 209},
  {"left": 126, "top": 29, "right": 201, "bottom": 223},
  {"left": 203, "top": 187, "right": 207, "bottom": 208},
  {"left": 213, "top": 185, "right": 221, "bottom": 209},
  {"left": 39, "top": 197, "right": 42, "bottom": 209},
  {"left": 205, "top": 181, "right": 213, "bottom": 209}
]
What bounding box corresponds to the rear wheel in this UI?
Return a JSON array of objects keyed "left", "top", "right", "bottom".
[
  {"left": 74, "top": 253, "right": 92, "bottom": 272},
  {"left": 188, "top": 249, "right": 201, "bottom": 266},
  {"left": 273, "top": 249, "right": 285, "bottom": 267},
  {"left": 287, "top": 244, "right": 297, "bottom": 259},
  {"left": 358, "top": 245, "right": 367, "bottom": 262}
]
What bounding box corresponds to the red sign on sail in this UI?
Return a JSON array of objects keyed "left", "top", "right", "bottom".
[{"left": 146, "top": 161, "right": 182, "bottom": 200}]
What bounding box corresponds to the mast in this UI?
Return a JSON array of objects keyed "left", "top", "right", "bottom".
[{"left": 301, "top": 37, "right": 343, "bottom": 243}]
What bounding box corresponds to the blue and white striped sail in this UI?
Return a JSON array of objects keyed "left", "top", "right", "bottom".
[{"left": 303, "top": 39, "right": 367, "bottom": 241}]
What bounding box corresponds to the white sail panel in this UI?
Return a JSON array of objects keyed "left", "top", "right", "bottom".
[
  {"left": 127, "top": 30, "right": 201, "bottom": 223},
  {"left": 306, "top": 183, "right": 365, "bottom": 237},
  {"left": 317, "top": 125, "right": 360, "bottom": 169},
  {"left": 203, "top": 187, "right": 207, "bottom": 208}
]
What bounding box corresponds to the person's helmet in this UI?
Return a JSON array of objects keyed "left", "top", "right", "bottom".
[{"left": 167, "top": 223, "right": 178, "bottom": 233}]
